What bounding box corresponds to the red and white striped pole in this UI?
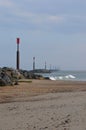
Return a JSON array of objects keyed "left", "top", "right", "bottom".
[{"left": 16, "top": 38, "right": 20, "bottom": 70}]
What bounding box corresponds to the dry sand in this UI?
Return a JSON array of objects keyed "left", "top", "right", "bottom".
[{"left": 0, "top": 79, "right": 86, "bottom": 130}]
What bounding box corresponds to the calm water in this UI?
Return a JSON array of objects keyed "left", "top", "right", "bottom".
[{"left": 41, "top": 70, "right": 86, "bottom": 81}]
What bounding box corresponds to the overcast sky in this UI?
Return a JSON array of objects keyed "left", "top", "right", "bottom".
[{"left": 0, "top": 0, "right": 86, "bottom": 70}]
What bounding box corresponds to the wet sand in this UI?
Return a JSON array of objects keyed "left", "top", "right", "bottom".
[{"left": 0, "top": 80, "right": 86, "bottom": 130}]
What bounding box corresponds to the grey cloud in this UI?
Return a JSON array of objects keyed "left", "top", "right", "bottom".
[
  {"left": 20, "top": 0, "right": 86, "bottom": 15},
  {"left": 1, "top": 0, "right": 86, "bottom": 34}
]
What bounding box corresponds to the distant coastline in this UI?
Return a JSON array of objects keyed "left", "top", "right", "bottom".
[{"left": 29, "top": 69, "right": 59, "bottom": 73}]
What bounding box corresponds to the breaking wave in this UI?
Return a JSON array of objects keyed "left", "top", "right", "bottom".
[{"left": 49, "top": 74, "right": 76, "bottom": 81}]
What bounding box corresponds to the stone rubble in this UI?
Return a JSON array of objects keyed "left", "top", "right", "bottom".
[{"left": 0, "top": 67, "right": 43, "bottom": 86}]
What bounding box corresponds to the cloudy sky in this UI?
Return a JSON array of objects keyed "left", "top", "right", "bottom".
[{"left": 0, "top": 0, "right": 86, "bottom": 70}]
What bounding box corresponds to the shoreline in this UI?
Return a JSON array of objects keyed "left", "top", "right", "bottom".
[{"left": 0, "top": 79, "right": 86, "bottom": 103}]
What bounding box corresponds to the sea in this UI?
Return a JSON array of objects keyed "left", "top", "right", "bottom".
[{"left": 41, "top": 70, "right": 86, "bottom": 81}]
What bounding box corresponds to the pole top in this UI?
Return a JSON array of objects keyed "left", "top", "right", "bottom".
[
  {"left": 16, "top": 38, "right": 20, "bottom": 44},
  {"left": 33, "top": 57, "right": 35, "bottom": 60}
]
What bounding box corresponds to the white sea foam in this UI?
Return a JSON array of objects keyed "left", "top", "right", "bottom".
[
  {"left": 49, "top": 76, "right": 56, "bottom": 80},
  {"left": 49, "top": 74, "right": 76, "bottom": 81},
  {"left": 65, "top": 76, "right": 69, "bottom": 79},
  {"left": 43, "top": 71, "right": 86, "bottom": 81},
  {"left": 65, "top": 75, "right": 76, "bottom": 79},
  {"left": 58, "top": 76, "right": 63, "bottom": 80}
]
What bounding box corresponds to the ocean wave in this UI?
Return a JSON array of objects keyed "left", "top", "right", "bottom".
[
  {"left": 65, "top": 75, "right": 76, "bottom": 79},
  {"left": 49, "top": 74, "right": 76, "bottom": 80},
  {"left": 49, "top": 76, "right": 57, "bottom": 80}
]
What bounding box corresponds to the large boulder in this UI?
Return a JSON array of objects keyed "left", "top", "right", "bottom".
[
  {"left": 2, "top": 67, "right": 24, "bottom": 81},
  {"left": 0, "top": 71, "right": 13, "bottom": 86},
  {"left": 0, "top": 67, "right": 23, "bottom": 86}
]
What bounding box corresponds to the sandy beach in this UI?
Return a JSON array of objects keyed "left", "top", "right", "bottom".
[{"left": 0, "top": 79, "right": 86, "bottom": 130}]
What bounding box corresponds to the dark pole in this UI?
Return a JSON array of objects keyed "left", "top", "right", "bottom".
[
  {"left": 45, "top": 61, "right": 46, "bottom": 70},
  {"left": 33, "top": 57, "right": 35, "bottom": 70},
  {"left": 16, "top": 38, "right": 20, "bottom": 70}
]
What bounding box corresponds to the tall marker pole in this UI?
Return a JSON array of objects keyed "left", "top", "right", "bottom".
[
  {"left": 33, "top": 57, "right": 35, "bottom": 70},
  {"left": 16, "top": 38, "right": 20, "bottom": 70},
  {"left": 45, "top": 61, "right": 46, "bottom": 70}
]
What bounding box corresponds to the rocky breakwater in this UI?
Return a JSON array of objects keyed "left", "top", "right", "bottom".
[
  {"left": 0, "top": 67, "right": 43, "bottom": 86},
  {"left": 0, "top": 67, "right": 22, "bottom": 86},
  {"left": 20, "top": 69, "right": 43, "bottom": 79}
]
